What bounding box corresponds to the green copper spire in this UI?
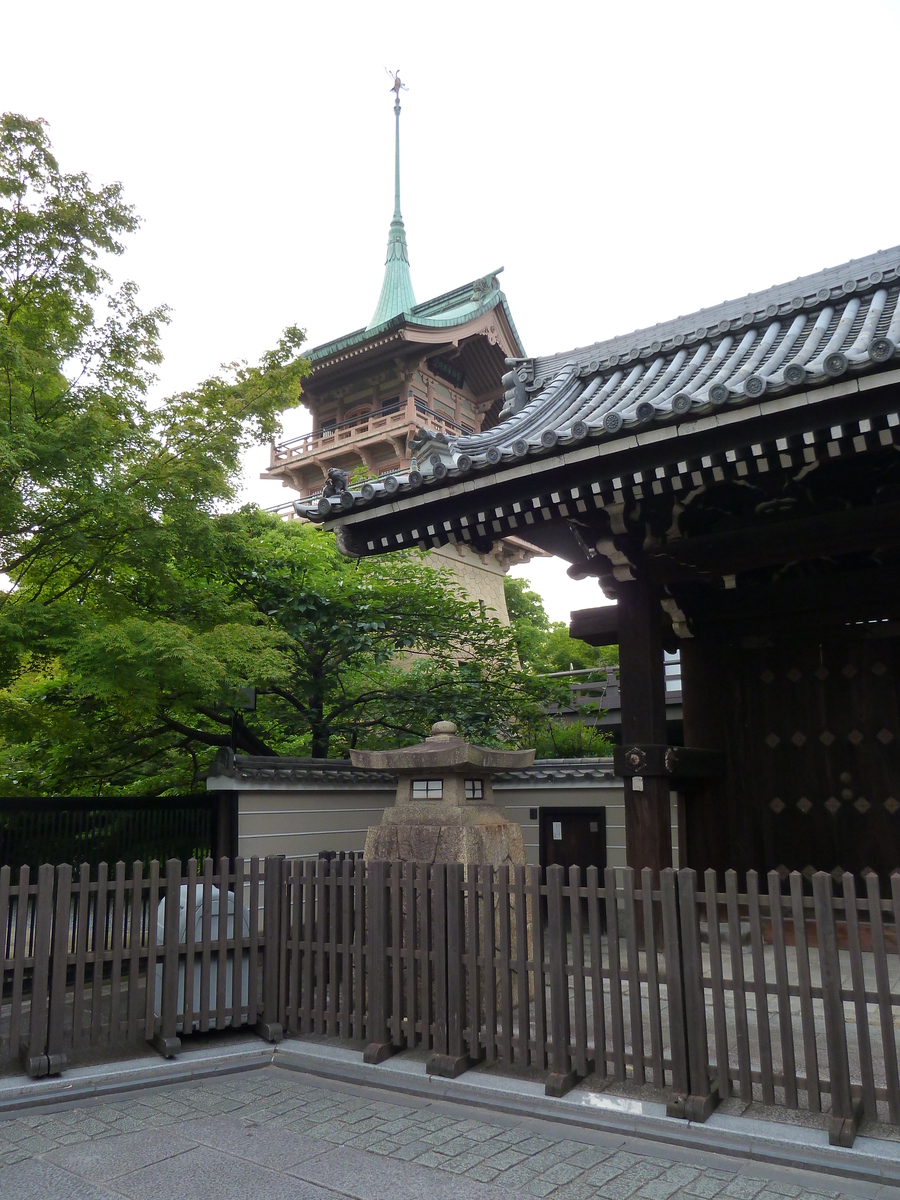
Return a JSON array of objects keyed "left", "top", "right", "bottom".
[{"left": 367, "top": 74, "right": 416, "bottom": 330}]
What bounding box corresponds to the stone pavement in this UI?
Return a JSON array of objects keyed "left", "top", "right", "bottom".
[{"left": 0, "top": 1067, "right": 887, "bottom": 1200}]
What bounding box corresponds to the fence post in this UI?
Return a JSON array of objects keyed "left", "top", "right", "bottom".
[
  {"left": 427, "top": 862, "right": 470, "bottom": 1078},
  {"left": 22, "top": 863, "right": 55, "bottom": 1077},
  {"left": 812, "top": 871, "right": 861, "bottom": 1146},
  {"left": 256, "top": 855, "right": 284, "bottom": 1042},
  {"left": 46, "top": 863, "right": 73, "bottom": 1075},
  {"left": 153, "top": 858, "right": 182, "bottom": 1058},
  {"left": 363, "top": 860, "right": 397, "bottom": 1063},
  {"left": 677, "top": 869, "right": 716, "bottom": 1120},
  {"left": 660, "top": 867, "right": 690, "bottom": 1116},
  {"left": 545, "top": 864, "right": 575, "bottom": 1097}
]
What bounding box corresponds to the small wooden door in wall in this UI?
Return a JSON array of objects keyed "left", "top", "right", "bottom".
[{"left": 539, "top": 808, "right": 607, "bottom": 875}]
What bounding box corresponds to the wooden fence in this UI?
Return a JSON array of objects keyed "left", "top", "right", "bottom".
[{"left": 4, "top": 856, "right": 900, "bottom": 1147}]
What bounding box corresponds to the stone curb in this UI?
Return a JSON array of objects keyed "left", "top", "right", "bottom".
[
  {"left": 0, "top": 1035, "right": 898, "bottom": 1191},
  {"left": 0, "top": 1040, "right": 273, "bottom": 1113},
  {"left": 274, "top": 1041, "right": 900, "bottom": 1190}
]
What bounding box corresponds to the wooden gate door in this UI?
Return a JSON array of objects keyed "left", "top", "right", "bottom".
[
  {"left": 735, "top": 629, "right": 900, "bottom": 885},
  {"left": 539, "top": 807, "right": 607, "bottom": 875}
]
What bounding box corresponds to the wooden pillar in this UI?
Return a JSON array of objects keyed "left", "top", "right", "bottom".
[
  {"left": 617, "top": 578, "right": 672, "bottom": 876},
  {"left": 679, "top": 637, "right": 727, "bottom": 878}
]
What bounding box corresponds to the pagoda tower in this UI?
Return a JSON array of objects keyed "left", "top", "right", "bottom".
[{"left": 263, "top": 76, "right": 544, "bottom": 619}]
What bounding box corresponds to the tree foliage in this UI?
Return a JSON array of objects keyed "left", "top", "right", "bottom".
[
  {"left": 0, "top": 514, "right": 563, "bottom": 793},
  {"left": 503, "top": 575, "right": 617, "bottom": 673}
]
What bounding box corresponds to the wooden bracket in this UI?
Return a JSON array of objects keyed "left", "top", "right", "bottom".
[
  {"left": 151, "top": 1034, "right": 182, "bottom": 1059},
  {"left": 19, "top": 1044, "right": 65, "bottom": 1079},
  {"left": 255, "top": 1020, "right": 283, "bottom": 1044},
  {"left": 545, "top": 1070, "right": 578, "bottom": 1098},
  {"left": 614, "top": 745, "right": 726, "bottom": 780},
  {"left": 363, "top": 1041, "right": 399, "bottom": 1065},
  {"left": 426, "top": 1052, "right": 471, "bottom": 1079},
  {"left": 666, "top": 1083, "right": 719, "bottom": 1123},
  {"left": 829, "top": 1100, "right": 864, "bottom": 1147}
]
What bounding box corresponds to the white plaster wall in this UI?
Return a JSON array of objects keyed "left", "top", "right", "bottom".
[{"left": 230, "top": 772, "right": 679, "bottom": 870}]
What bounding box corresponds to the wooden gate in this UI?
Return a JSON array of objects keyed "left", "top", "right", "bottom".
[{"left": 734, "top": 629, "right": 900, "bottom": 885}]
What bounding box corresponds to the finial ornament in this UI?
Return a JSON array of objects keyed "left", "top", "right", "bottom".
[
  {"left": 368, "top": 70, "right": 416, "bottom": 330},
  {"left": 386, "top": 68, "right": 407, "bottom": 106}
]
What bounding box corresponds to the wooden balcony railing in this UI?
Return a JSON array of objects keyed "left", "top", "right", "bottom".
[{"left": 270, "top": 403, "right": 468, "bottom": 467}]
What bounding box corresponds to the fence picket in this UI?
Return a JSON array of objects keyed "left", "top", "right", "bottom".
[
  {"left": 127, "top": 862, "right": 144, "bottom": 1042},
  {"left": 364, "top": 861, "right": 392, "bottom": 1059},
  {"left": 47, "top": 862, "right": 73, "bottom": 1069},
  {"left": 642, "top": 869, "right": 664, "bottom": 1089},
  {"left": 216, "top": 857, "right": 229, "bottom": 1027},
  {"left": 247, "top": 857, "right": 260, "bottom": 1027},
  {"left": 389, "top": 861, "right": 401, "bottom": 1045},
  {"left": 660, "top": 868, "right": 688, "bottom": 1098},
  {"left": 314, "top": 859, "right": 327, "bottom": 1034},
  {"left": 446, "top": 863, "right": 466, "bottom": 1065},
  {"left": 26, "top": 864, "right": 55, "bottom": 1069},
  {"left": 678, "top": 869, "right": 710, "bottom": 1101},
  {"left": 418, "top": 862, "right": 432, "bottom": 1051},
  {"left": 72, "top": 864, "right": 90, "bottom": 1051},
  {"left": 233, "top": 857, "right": 246, "bottom": 1031},
  {"left": 469, "top": 865, "right": 483, "bottom": 1063},
  {"left": 353, "top": 858, "right": 365, "bottom": 1041},
  {"left": 341, "top": 857, "right": 353, "bottom": 1041},
  {"left": 156, "top": 859, "right": 182, "bottom": 1055},
  {"left": 300, "top": 860, "right": 314, "bottom": 1034},
  {"left": 840, "top": 872, "right": 876, "bottom": 1121},
  {"left": 586, "top": 866, "right": 606, "bottom": 1079},
  {"left": 725, "top": 870, "right": 752, "bottom": 1102},
  {"left": 746, "top": 872, "right": 774, "bottom": 1105},
  {"left": 604, "top": 867, "right": 626, "bottom": 1082},
  {"left": 143, "top": 861, "right": 161, "bottom": 1043},
  {"left": 497, "top": 866, "right": 514, "bottom": 1066},
  {"left": 766, "top": 871, "right": 797, "bottom": 1109},
  {"left": 400, "top": 861, "right": 413, "bottom": 1048},
  {"left": 528, "top": 864, "right": 547, "bottom": 1072},
  {"left": 567, "top": 866, "right": 587, "bottom": 1077},
  {"left": 90, "top": 862, "right": 110, "bottom": 1046},
  {"left": 790, "top": 870, "right": 820, "bottom": 1113},
  {"left": 480, "top": 865, "right": 496, "bottom": 1064},
  {"left": 108, "top": 862, "right": 126, "bottom": 1043},
  {"left": 514, "top": 865, "right": 529, "bottom": 1067},
  {"left": 868, "top": 871, "right": 899, "bottom": 1122},
  {"left": 813, "top": 871, "right": 854, "bottom": 1136},
  {"left": 621, "top": 867, "right": 644, "bottom": 1086},
  {"left": 546, "top": 865, "right": 573, "bottom": 1092}
]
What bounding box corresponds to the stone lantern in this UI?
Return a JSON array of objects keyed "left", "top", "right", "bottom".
[{"left": 351, "top": 721, "right": 533, "bottom": 866}]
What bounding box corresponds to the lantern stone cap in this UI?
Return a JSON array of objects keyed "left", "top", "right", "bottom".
[{"left": 350, "top": 721, "right": 535, "bottom": 774}]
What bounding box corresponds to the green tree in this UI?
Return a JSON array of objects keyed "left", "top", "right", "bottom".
[
  {"left": 0, "top": 113, "right": 309, "bottom": 682},
  {"left": 0, "top": 514, "right": 561, "bottom": 792},
  {"left": 503, "top": 575, "right": 617, "bottom": 673}
]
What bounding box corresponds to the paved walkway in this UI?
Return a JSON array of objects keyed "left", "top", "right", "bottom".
[{"left": 0, "top": 1067, "right": 886, "bottom": 1200}]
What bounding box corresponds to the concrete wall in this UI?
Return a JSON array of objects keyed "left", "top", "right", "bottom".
[{"left": 211, "top": 758, "right": 681, "bottom": 870}]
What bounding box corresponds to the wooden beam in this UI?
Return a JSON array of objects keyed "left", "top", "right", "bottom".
[
  {"left": 680, "top": 564, "right": 900, "bottom": 632},
  {"left": 644, "top": 501, "right": 900, "bottom": 581},
  {"left": 569, "top": 606, "right": 618, "bottom": 645}
]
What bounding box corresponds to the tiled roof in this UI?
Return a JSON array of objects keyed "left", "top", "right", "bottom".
[
  {"left": 303, "top": 246, "right": 900, "bottom": 521},
  {"left": 206, "top": 751, "right": 616, "bottom": 788},
  {"left": 305, "top": 269, "right": 524, "bottom": 366}
]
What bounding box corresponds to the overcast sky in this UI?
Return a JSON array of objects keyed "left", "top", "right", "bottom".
[{"left": 5, "top": 0, "right": 900, "bottom": 622}]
